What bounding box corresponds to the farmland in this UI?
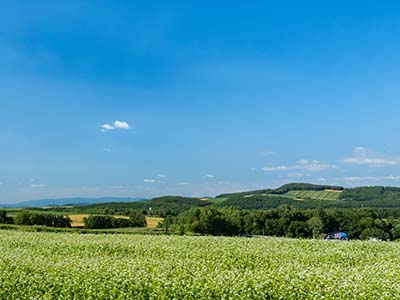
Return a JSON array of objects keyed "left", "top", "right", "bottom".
[
  {"left": 287, "top": 189, "right": 342, "bottom": 201},
  {"left": 1, "top": 231, "right": 400, "bottom": 299},
  {"left": 68, "top": 214, "right": 163, "bottom": 228}
]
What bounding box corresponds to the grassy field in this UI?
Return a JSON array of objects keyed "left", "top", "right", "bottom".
[
  {"left": 287, "top": 189, "right": 342, "bottom": 201},
  {"left": 1, "top": 231, "right": 400, "bottom": 299}
]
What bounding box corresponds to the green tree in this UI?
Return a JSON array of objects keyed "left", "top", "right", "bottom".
[
  {"left": 307, "top": 216, "right": 324, "bottom": 238},
  {"left": 129, "top": 211, "right": 147, "bottom": 227},
  {"left": 0, "top": 210, "right": 13, "bottom": 224}
]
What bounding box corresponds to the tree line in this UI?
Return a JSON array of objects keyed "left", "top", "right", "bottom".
[
  {"left": 0, "top": 210, "right": 147, "bottom": 229},
  {"left": 13, "top": 211, "right": 72, "bottom": 228},
  {"left": 84, "top": 211, "right": 146, "bottom": 229},
  {"left": 176, "top": 206, "right": 400, "bottom": 240}
]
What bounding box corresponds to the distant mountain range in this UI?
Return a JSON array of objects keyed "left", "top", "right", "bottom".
[{"left": 0, "top": 197, "right": 145, "bottom": 208}]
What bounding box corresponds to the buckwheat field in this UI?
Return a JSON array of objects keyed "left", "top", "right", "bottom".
[{"left": 1, "top": 231, "right": 399, "bottom": 299}]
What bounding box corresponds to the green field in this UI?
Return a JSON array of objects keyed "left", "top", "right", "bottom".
[
  {"left": 287, "top": 190, "right": 342, "bottom": 201},
  {"left": 1, "top": 231, "right": 400, "bottom": 299}
]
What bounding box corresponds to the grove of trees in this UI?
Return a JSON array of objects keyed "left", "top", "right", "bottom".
[
  {"left": 14, "top": 211, "right": 71, "bottom": 228},
  {"left": 178, "top": 206, "right": 400, "bottom": 240},
  {"left": 84, "top": 212, "right": 146, "bottom": 229}
]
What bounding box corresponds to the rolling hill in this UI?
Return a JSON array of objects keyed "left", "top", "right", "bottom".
[
  {"left": 214, "top": 183, "right": 400, "bottom": 209},
  {"left": 9, "top": 183, "right": 400, "bottom": 215}
]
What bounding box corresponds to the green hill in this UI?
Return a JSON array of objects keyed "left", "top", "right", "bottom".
[
  {"left": 32, "top": 183, "right": 400, "bottom": 216},
  {"left": 214, "top": 183, "right": 400, "bottom": 209}
]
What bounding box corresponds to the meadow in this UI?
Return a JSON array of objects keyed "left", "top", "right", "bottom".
[{"left": 0, "top": 231, "right": 399, "bottom": 299}]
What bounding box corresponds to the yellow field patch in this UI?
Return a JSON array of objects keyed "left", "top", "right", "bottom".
[
  {"left": 325, "top": 189, "right": 343, "bottom": 193},
  {"left": 146, "top": 217, "right": 163, "bottom": 228},
  {"left": 68, "top": 214, "right": 89, "bottom": 227},
  {"left": 69, "top": 214, "right": 163, "bottom": 228}
]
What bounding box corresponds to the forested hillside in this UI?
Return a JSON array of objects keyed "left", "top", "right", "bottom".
[{"left": 214, "top": 183, "right": 400, "bottom": 209}]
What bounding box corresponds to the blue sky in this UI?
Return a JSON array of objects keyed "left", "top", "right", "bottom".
[{"left": 2, "top": 1, "right": 400, "bottom": 202}]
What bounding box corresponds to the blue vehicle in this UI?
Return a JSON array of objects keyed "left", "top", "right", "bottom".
[{"left": 324, "top": 231, "right": 349, "bottom": 240}]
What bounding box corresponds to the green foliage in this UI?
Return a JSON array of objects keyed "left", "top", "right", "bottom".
[
  {"left": 180, "top": 206, "right": 400, "bottom": 240},
  {"left": 339, "top": 186, "right": 400, "bottom": 202},
  {"left": 14, "top": 211, "right": 71, "bottom": 228},
  {"left": 84, "top": 213, "right": 147, "bottom": 229},
  {"left": 84, "top": 215, "right": 114, "bottom": 229},
  {"left": 216, "top": 189, "right": 272, "bottom": 198},
  {"left": 129, "top": 211, "right": 147, "bottom": 227},
  {"left": 0, "top": 210, "right": 13, "bottom": 224},
  {"left": 57, "top": 196, "right": 210, "bottom": 217}
]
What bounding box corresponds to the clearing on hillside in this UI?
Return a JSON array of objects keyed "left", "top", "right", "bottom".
[{"left": 287, "top": 189, "right": 342, "bottom": 201}]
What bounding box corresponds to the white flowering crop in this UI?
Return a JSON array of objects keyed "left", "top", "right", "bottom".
[{"left": 0, "top": 231, "right": 399, "bottom": 299}]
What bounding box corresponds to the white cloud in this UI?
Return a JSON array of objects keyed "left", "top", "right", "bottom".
[
  {"left": 342, "top": 157, "right": 400, "bottom": 166},
  {"left": 342, "top": 147, "right": 400, "bottom": 167},
  {"left": 144, "top": 179, "right": 157, "bottom": 183},
  {"left": 354, "top": 146, "right": 367, "bottom": 153},
  {"left": 113, "top": 120, "right": 130, "bottom": 129},
  {"left": 263, "top": 165, "right": 293, "bottom": 171},
  {"left": 103, "top": 148, "right": 112, "bottom": 152},
  {"left": 177, "top": 182, "right": 190, "bottom": 185},
  {"left": 101, "top": 120, "right": 131, "bottom": 132},
  {"left": 205, "top": 174, "right": 215, "bottom": 178},
  {"left": 343, "top": 175, "right": 400, "bottom": 182},
  {"left": 101, "top": 124, "right": 115, "bottom": 131},
  {"left": 158, "top": 174, "right": 167, "bottom": 178},
  {"left": 262, "top": 160, "right": 337, "bottom": 172}
]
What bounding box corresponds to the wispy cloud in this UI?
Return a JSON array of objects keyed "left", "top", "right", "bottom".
[
  {"left": 342, "top": 147, "right": 400, "bottom": 167},
  {"left": 144, "top": 179, "right": 157, "bottom": 183},
  {"left": 262, "top": 159, "right": 337, "bottom": 172},
  {"left": 260, "top": 151, "right": 276, "bottom": 157},
  {"left": 144, "top": 178, "right": 165, "bottom": 183},
  {"left": 205, "top": 174, "right": 215, "bottom": 178},
  {"left": 157, "top": 174, "right": 167, "bottom": 178},
  {"left": 101, "top": 120, "right": 131, "bottom": 132},
  {"left": 343, "top": 175, "right": 400, "bottom": 182}
]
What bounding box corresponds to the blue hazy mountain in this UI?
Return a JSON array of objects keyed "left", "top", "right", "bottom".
[{"left": 1, "top": 197, "right": 144, "bottom": 208}]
